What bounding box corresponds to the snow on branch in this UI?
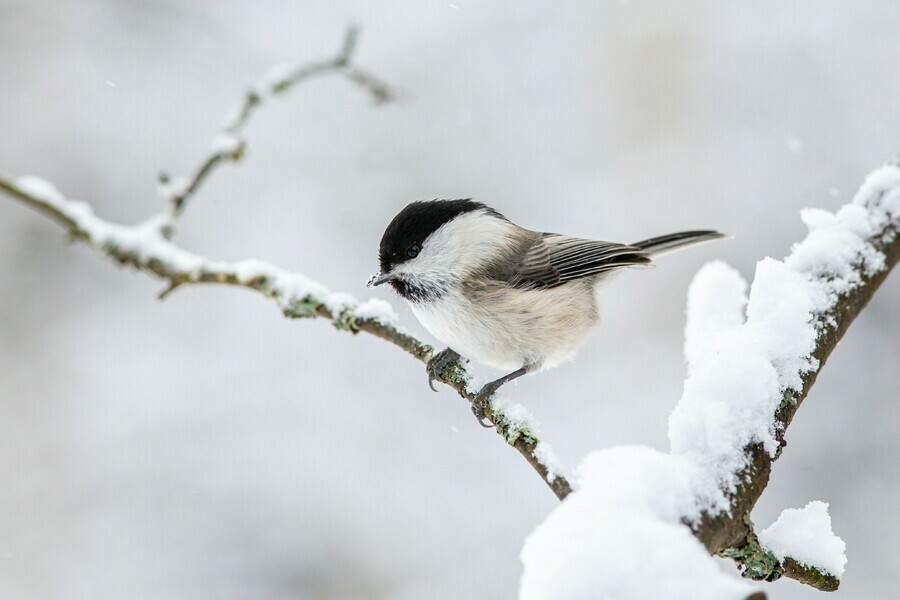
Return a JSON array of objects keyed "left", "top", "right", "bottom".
[
  {"left": 520, "top": 163, "right": 900, "bottom": 598},
  {"left": 0, "top": 28, "right": 571, "bottom": 504},
  {"left": 759, "top": 501, "right": 846, "bottom": 580}
]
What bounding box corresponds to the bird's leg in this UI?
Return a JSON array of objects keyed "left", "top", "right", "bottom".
[
  {"left": 471, "top": 367, "right": 529, "bottom": 428},
  {"left": 426, "top": 347, "right": 461, "bottom": 392}
]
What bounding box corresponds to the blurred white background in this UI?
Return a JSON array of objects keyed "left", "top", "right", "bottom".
[{"left": 0, "top": 1, "right": 897, "bottom": 598}]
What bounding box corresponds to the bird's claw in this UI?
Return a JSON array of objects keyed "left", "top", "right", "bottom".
[
  {"left": 471, "top": 394, "right": 494, "bottom": 428},
  {"left": 425, "top": 348, "right": 460, "bottom": 393},
  {"left": 470, "top": 384, "right": 499, "bottom": 428}
]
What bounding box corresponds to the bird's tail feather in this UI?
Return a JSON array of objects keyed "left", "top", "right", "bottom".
[{"left": 631, "top": 230, "right": 726, "bottom": 258}]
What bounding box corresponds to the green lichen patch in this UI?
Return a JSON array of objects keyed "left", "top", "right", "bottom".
[
  {"left": 437, "top": 361, "right": 469, "bottom": 388},
  {"left": 780, "top": 388, "right": 798, "bottom": 409},
  {"left": 719, "top": 515, "right": 783, "bottom": 582},
  {"left": 331, "top": 308, "right": 361, "bottom": 332},
  {"left": 282, "top": 297, "right": 321, "bottom": 319}
]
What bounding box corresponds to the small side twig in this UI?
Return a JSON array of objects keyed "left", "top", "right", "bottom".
[
  {"left": 157, "top": 279, "right": 183, "bottom": 300},
  {"left": 719, "top": 515, "right": 841, "bottom": 592}
]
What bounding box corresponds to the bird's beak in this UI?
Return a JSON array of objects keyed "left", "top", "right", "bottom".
[{"left": 367, "top": 271, "right": 397, "bottom": 287}]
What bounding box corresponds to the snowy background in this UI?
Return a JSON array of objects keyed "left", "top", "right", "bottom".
[{"left": 1, "top": 1, "right": 898, "bottom": 598}]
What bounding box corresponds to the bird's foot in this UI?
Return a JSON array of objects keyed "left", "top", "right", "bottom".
[
  {"left": 426, "top": 348, "right": 461, "bottom": 392},
  {"left": 468, "top": 367, "right": 529, "bottom": 428}
]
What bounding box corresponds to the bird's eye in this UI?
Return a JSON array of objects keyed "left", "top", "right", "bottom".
[{"left": 405, "top": 245, "right": 419, "bottom": 259}]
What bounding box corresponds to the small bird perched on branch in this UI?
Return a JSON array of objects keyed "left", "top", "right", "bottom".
[{"left": 369, "top": 200, "right": 723, "bottom": 426}]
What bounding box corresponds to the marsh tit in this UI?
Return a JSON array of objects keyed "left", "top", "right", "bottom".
[{"left": 369, "top": 199, "right": 723, "bottom": 426}]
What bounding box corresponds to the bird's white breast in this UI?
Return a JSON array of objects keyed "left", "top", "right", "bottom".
[
  {"left": 410, "top": 279, "right": 600, "bottom": 373},
  {"left": 410, "top": 291, "right": 523, "bottom": 372}
]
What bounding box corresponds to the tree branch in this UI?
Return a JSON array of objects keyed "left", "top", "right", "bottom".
[{"left": 0, "top": 29, "right": 570, "bottom": 501}]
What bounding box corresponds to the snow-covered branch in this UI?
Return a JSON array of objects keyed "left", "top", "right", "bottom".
[
  {"left": 688, "top": 165, "right": 900, "bottom": 588},
  {"left": 521, "top": 163, "right": 900, "bottom": 598},
  {"left": 0, "top": 28, "right": 571, "bottom": 504}
]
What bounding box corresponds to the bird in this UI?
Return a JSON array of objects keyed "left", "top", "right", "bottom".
[{"left": 368, "top": 199, "right": 724, "bottom": 426}]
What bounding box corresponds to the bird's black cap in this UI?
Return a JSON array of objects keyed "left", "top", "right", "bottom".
[{"left": 378, "top": 199, "right": 501, "bottom": 273}]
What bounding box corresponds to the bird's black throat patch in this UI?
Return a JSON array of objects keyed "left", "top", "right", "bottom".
[{"left": 387, "top": 278, "right": 446, "bottom": 303}]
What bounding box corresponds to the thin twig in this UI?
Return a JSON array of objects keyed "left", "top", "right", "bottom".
[{"left": 161, "top": 25, "right": 393, "bottom": 223}]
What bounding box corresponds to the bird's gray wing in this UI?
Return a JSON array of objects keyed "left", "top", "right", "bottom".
[{"left": 507, "top": 233, "right": 650, "bottom": 289}]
